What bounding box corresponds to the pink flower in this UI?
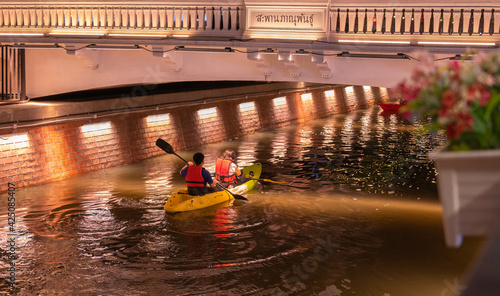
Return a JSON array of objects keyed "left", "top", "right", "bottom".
[
  {"left": 442, "top": 90, "right": 459, "bottom": 110},
  {"left": 397, "top": 82, "right": 420, "bottom": 101},
  {"left": 445, "top": 112, "right": 475, "bottom": 140},
  {"left": 467, "top": 84, "right": 491, "bottom": 106}
]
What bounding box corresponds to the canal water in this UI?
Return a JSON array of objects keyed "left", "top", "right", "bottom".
[{"left": 1, "top": 106, "right": 484, "bottom": 295}]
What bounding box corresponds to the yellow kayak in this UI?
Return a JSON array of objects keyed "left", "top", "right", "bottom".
[{"left": 164, "top": 163, "right": 262, "bottom": 213}]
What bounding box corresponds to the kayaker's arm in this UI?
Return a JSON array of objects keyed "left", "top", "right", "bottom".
[
  {"left": 235, "top": 166, "right": 242, "bottom": 177},
  {"left": 180, "top": 161, "right": 194, "bottom": 175}
]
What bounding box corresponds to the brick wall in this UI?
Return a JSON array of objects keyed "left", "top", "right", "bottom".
[{"left": 0, "top": 85, "right": 387, "bottom": 192}]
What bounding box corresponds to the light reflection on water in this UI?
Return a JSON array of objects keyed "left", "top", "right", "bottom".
[{"left": 0, "top": 106, "right": 483, "bottom": 295}]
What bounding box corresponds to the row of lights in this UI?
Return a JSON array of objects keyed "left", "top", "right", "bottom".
[{"left": 1, "top": 87, "right": 380, "bottom": 150}]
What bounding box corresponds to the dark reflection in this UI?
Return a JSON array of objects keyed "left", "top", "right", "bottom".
[{"left": 0, "top": 106, "right": 480, "bottom": 296}]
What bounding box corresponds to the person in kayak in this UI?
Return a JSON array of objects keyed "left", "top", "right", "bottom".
[
  {"left": 215, "top": 149, "right": 242, "bottom": 189},
  {"left": 180, "top": 152, "right": 218, "bottom": 196}
]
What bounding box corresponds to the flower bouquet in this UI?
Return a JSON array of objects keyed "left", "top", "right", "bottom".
[
  {"left": 397, "top": 50, "right": 500, "bottom": 248},
  {"left": 397, "top": 50, "right": 500, "bottom": 151}
]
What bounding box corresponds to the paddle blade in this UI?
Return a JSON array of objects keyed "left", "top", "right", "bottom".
[
  {"left": 262, "top": 179, "right": 289, "bottom": 185},
  {"left": 216, "top": 183, "right": 248, "bottom": 201},
  {"left": 232, "top": 193, "right": 248, "bottom": 201},
  {"left": 156, "top": 138, "right": 174, "bottom": 153}
]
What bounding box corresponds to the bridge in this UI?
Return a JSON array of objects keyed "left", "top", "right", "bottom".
[{"left": 2, "top": 0, "right": 500, "bottom": 100}]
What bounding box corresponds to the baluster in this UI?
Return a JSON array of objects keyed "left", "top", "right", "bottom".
[
  {"left": 164, "top": 7, "right": 168, "bottom": 30},
  {"left": 429, "top": 9, "right": 434, "bottom": 34},
  {"left": 468, "top": 9, "right": 474, "bottom": 35},
  {"left": 336, "top": 9, "right": 340, "bottom": 33},
  {"left": 172, "top": 7, "right": 176, "bottom": 30},
  {"left": 236, "top": 7, "right": 240, "bottom": 31},
  {"left": 345, "top": 9, "right": 349, "bottom": 33},
  {"left": 354, "top": 9, "right": 358, "bottom": 33},
  {"left": 438, "top": 9, "right": 443, "bottom": 34},
  {"left": 62, "top": 6, "right": 66, "bottom": 28},
  {"left": 48, "top": 6, "right": 52, "bottom": 27},
  {"left": 118, "top": 6, "right": 124, "bottom": 29},
  {"left": 410, "top": 9, "right": 415, "bottom": 34},
  {"left": 220, "top": 7, "right": 224, "bottom": 30},
  {"left": 458, "top": 9, "right": 464, "bottom": 35},
  {"left": 489, "top": 9, "right": 495, "bottom": 35},
  {"left": 390, "top": 9, "right": 395, "bottom": 34},
  {"left": 448, "top": 9, "right": 454, "bottom": 35},
  {"left": 156, "top": 7, "right": 160, "bottom": 29},
  {"left": 148, "top": 7, "right": 152, "bottom": 29},
  {"left": 195, "top": 7, "right": 199, "bottom": 30},
  {"left": 86, "top": 6, "right": 90, "bottom": 28},
  {"left": 180, "top": 8, "right": 184, "bottom": 30},
  {"left": 8, "top": 6, "right": 12, "bottom": 27},
  {"left": 133, "top": 7, "right": 137, "bottom": 29},
  {"left": 13, "top": 7, "right": 17, "bottom": 27},
  {"left": 188, "top": 7, "right": 192, "bottom": 30},
  {"left": 22, "top": 6, "right": 27, "bottom": 27},
  {"left": 41, "top": 6, "right": 45, "bottom": 27},
  {"left": 478, "top": 9, "right": 484, "bottom": 35},
  {"left": 400, "top": 9, "right": 405, "bottom": 34},
  {"left": 203, "top": 7, "right": 207, "bottom": 30},
  {"left": 381, "top": 9, "right": 386, "bottom": 34},
  {"left": 211, "top": 7, "right": 215, "bottom": 30},
  {"left": 21, "top": 6, "right": 26, "bottom": 27},
  {"left": 419, "top": 9, "right": 424, "bottom": 34},
  {"left": 363, "top": 9, "right": 367, "bottom": 33},
  {"left": 372, "top": 9, "right": 377, "bottom": 34}
]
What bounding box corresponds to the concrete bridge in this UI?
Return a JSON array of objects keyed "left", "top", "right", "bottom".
[{"left": 1, "top": 0, "right": 500, "bottom": 100}]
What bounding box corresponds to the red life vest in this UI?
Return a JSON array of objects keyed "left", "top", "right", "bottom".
[
  {"left": 215, "top": 158, "right": 236, "bottom": 183},
  {"left": 185, "top": 166, "right": 205, "bottom": 187}
]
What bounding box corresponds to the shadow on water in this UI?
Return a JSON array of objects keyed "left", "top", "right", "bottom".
[{"left": 0, "top": 106, "right": 483, "bottom": 295}]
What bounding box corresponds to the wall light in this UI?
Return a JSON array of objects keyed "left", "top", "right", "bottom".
[
  {"left": 198, "top": 107, "right": 217, "bottom": 119},
  {"left": 273, "top": 97, "right": 287, "bottom": 106},
  {"left": 108, "top": 33, "right": 168, "bottom": 38},
  {"left": 81, "top": 122, "right": 112, "bottom": 136},
  {"left": 0, "top": 132, "right": 30, "bottom": 149},
  {"left": 417, "top": 41, "right": 496, "bottom": 47},
  {"left": 24, "top": 101, "right": 55, "bottom": 106},
  {"left": 250, "top": 35, "right": 318, "bottom": 41},
  {"left": 49, "top": 31, "right": 106, "bottom": 36},
  {"left": 0, "top": 33, "right": 45, "bottom": 36},
  {"left": 345, "top": 86, "right": 354, "bottom": 94},
  {"left": 301, "top": 93, "right": 312, "bottom": 102},
  {"left": 338, "top": 39, "right": 411, "bottom": 45},
  {"left": 239, "top": 102, "right": 256, "bottom": 112},
  {"left": 363, "top": 86, "right": 372, "bottom": 91},
  {"left": 173, "top": 34, "right": 190, "bottom": 38},
  {"left": 324, "top": 90, "right": 335, "bottom": 98},
  {"left": 146, "top": 114, "right": 170, "bottom": 125}
]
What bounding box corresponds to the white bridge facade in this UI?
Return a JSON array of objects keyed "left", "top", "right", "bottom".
[{"left": 1, "top": 0, "right": 500, "bottom": 99}]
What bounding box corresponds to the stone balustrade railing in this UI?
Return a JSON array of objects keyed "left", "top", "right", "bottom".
[{"left": 1, "top": 4, "right": 500, "bottom": 39}]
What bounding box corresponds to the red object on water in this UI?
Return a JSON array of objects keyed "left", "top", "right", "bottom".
[{"left": 378, "top": 102, "right": 406, "bottom": 112}]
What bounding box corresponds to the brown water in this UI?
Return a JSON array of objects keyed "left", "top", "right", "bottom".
[{"left": 1, "top": 106, "right": 484, "bottom": 295}]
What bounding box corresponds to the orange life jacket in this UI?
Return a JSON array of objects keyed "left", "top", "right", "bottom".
[
  {"left": 215, "top": 158, "right": 236, "bottom": 183},
  {"left": 185, "top": 166, "right": 205, "bottom": 187}
]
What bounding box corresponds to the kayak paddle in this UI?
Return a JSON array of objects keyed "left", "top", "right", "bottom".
[
  {"left": 248, "top": 178, "right": 288, "bottom": 185},
  {"left": 155, "top": 138, "right": 248, "bottom": 201}
]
